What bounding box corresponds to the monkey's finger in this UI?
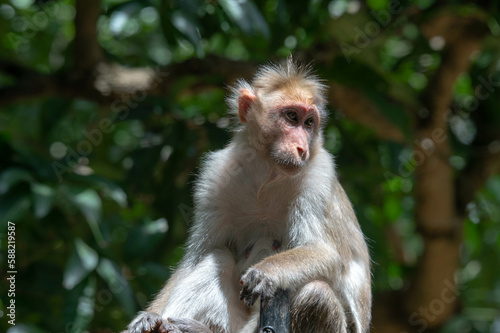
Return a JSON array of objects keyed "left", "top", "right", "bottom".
[
  {"left": 159, "top": 323, "right": 179, "bottom": 333},
  {"left": 249, "top": 292, "right": 260, "bottom": 306},
  {"left": 155, "top": 320, "right": 169, "bottom": 333},
  {"left": 162, "top": 318, "right": 183, "bottom": 333},
  {"left": 143, "top": 317, "right": 163, "bottom": 333},
  {"left": 129, "top": 312, "right": 168, "bottom": 333},
  {"left": 239, "top": 286, "right": 251, "bottom": 300}
]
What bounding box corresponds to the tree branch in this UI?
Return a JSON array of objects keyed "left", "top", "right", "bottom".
[
  {"left": 74, "top": 0, "right": 102, "bottom": 74},
  {"left": 0, "top": 59, "right": 38, "bottom": 77},
  {"left": 330, "top": 83, "right": 406, "bottom": 144},
  {"left": 0, "top": 56, "right": 258, "bottom": 107}
]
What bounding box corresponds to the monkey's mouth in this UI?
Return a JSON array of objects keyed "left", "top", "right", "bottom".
[{"left": 272, "top": 153, "right": 308, "bottom": 174}]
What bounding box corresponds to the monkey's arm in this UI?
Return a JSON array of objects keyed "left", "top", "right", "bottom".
[{"left": 240, "top": 244, "right": 343, "bottom": 306}]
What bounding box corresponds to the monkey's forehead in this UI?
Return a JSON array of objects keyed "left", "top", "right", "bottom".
[{"left": 259, "top": 88, "right": 321, "bottom": 109}]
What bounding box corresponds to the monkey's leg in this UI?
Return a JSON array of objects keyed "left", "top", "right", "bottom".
[
  {"left": 290, "top": 280, "right": 347, "bottom": 333},
  {"left": 160, "top": 248, "right": 249, "bottom": 333}
]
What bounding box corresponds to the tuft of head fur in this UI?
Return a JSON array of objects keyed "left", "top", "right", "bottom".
[{"left": 227, "top": 57, "right": 328, "bottom": 130}]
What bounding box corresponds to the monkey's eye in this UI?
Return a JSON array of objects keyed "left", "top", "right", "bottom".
[
  {"left": 304, "top": 118, "right": 315, "bottom": 127},
  {"left": 285, "top": 111, "right": 298, "bottom": 123}
]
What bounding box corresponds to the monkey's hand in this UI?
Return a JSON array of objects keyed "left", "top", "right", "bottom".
[
  {"left": 240, "top": 267, "right": 277, "bottom": 308},
  {"left": 128, "top": 311, "right": 180, "bottom": 333}
]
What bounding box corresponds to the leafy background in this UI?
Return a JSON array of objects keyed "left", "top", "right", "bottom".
[{"left": 0, "top": 0, "right": 499, "bottom": 332}]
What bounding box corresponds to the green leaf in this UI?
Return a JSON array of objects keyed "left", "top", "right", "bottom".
[
  {"left": 417, "top": 0, "right": 436, "bottom": 9},
  {"left": 485, "top": 176, "right": 500, "bottom": 203},
  {"left": 0, "top": 192, "right": 31, "bottom": 224},
  {"left": 63, "top": 239, "right": 99, "bottom": 290},
  {"left": 159, "top": 0, "right": 203, "bottom": 51},
  {"left": 31, "top": 183, "right": 55, "bottom": 218},
  {"left": 67, "top": 188, "right": 104, "bottom": 243},
  {"left": 106, "top": 187, "right": 127, "bottom": 207},
  {"left": 72, "top": 276, "right": 97, "bottom": 332},
  {"left": 171, "top": 10, "right": 201, "bottom": 46},
  {"left": 464, "top": 219, "right": 482, "bottom": 256},
  {"left": 64, "top": 275, "right": 97, "bottom": 333},
  {"left": 383, "top": 195, "right": 403, "bottom": 221},
  {"left": 173, "top": 0, "right": 202, "bottom": 14},
  {"left": 70, "top": 174, "right": 128, "bottom": 207},
  {"left": 366, "top": 0, "right": 389, "bottom": 11},
  {"left": 219, "top": 0, "right": 270, "bottom": 39},
  {"left": 0, "top": 168, "right": 34, "bottom": 194},
  {"left": 96, "top": 258, "right": 136, "bottom": 316},
  {"left": 125, "top": 218, "right": 169, "bottom": 258}
]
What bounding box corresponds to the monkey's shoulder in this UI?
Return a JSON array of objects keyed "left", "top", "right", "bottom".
[
  {"left": 196, "top": 146, "right": 340, "bottom": 199},
  {"left": 196, "top": 146, "right": 266, "bottom": 187}
]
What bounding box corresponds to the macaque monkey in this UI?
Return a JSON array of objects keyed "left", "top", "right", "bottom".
[{"left": 128, "top": 58, "right": 371, "bottom": 333}]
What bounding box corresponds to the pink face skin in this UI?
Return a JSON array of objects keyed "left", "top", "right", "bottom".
[
  {"left": 273, "top": 102, "right": 319, "bottom": 170},
  {"left": 238, "top": 88, "right": 320, "bottom": 174}
]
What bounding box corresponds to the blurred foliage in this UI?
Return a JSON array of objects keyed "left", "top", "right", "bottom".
[{"left": 0, "top": 0, "right": 499, "bottom": 332}]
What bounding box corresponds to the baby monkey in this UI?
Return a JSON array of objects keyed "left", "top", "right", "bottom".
[{"left": 127, "top": 58, "right": 371, "bottom": 333}]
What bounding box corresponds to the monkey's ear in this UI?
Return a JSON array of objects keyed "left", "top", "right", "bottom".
[{"left": 238, "top": 89, "right": 256, "bottom": 123}]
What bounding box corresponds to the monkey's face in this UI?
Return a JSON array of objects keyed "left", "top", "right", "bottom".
[
  {"left": 265, "top": 100, "right": 320, "bottom": 175},
  {"left": 238, "top": 87, "right": 321, "bottom": 175}
]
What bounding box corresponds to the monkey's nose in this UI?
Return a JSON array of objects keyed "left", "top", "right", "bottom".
[{"left": 297, "top": 147, "right": 306, "bottom": 159}]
